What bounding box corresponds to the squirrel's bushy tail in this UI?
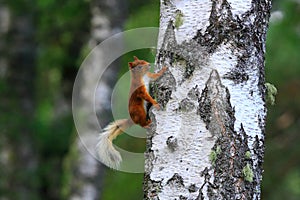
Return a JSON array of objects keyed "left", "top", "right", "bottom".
[{"left": 96, "top": 119, "right": 132, "bottom": 169}]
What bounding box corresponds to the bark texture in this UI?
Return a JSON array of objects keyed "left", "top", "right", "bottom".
[{"left": 144, "top": 0, "right": 271, "bottom": 199}]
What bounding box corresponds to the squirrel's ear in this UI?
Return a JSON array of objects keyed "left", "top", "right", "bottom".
[
  {"left": 128, "top": 62, "right": 133, "bottom": 68},
  {"left": 133, "top": 56, "right": 139, "bottom": 61}
]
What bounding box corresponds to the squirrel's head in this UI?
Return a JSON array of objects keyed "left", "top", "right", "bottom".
[{"left": 128, "top": 56, "right": 150, "bottom": 75}]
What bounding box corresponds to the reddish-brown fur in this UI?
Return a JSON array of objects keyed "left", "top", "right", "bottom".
[
  {"left": 96, "top": 56, "right": 167, "bottom": 169},
  {"left": 128, "top": 56, "right": 167, "bottom": 127}
]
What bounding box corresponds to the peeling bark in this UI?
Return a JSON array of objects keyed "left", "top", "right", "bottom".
[{"left": 144, "top": 0, "right": 270, "bottom": 199}]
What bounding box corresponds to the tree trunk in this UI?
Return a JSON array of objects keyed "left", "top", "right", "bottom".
[
  {"left": 144, "top": 0, "right": 271, "bottom": 199},
  {"left": 66, "top": 0, "right": 127, "bottom": 199}
]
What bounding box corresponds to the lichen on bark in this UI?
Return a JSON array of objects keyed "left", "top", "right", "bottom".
[
  {"left": 197, "top": 70, "right": 255, "bottom": 199},
  {"left": 144, "top": 0, "right": 270, "bottom": 199}
]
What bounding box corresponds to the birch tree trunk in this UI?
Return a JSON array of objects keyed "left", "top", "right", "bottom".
[
  {"left": 144, "top": 0, "right": 271, "bottom": 199},
  {"left": 67, "top": 0, "right": 127, "bottom": 199}
]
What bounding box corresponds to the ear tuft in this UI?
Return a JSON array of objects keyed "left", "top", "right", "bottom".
[
  {"left": 133, "top": 56, "right": 139, "bottom": 61},
  {"left": 128, "top": 62, "right": 133, "bottom": 68}
]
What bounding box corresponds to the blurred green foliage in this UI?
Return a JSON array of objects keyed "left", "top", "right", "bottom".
[
  {"left": 33, "top": 0, "right": 89, "bottom": 197},
  {"left": 263, "top": 1, "right": 300, "bottom": 199},
  {"left": 2, "top": 0, "right": 89, "bottom": 199}
]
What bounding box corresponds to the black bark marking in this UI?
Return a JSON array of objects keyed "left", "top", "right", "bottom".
[
  {"left": 144, "top": 109, "right": 158, "bottom": 197},
  {"left": 166, "top": 173, "right": 185, "bottom": 187},
  {"left": 157, "top": 21, "right": 208, "bottom": 84},
  {"left": 177, "top": 98, "right": 195, "bottom": 112},
  {"left": 223, "top": 62, "right": 249, "bottom": 84},
  {"left": 252, "top": 135, "right": 265, "bottom": 191},
  {"left": 152, "top": 68, "right": 176, "bottom": 109},
  {"left": 197, "top": 85, "right": 212, "bottom": 130},
  {"left": 198, "top": 70, "right": 235, "bottom": 137},
  {"left": 187, "top": 85, "right": 200, "bottom": 101},
  {"left": 143, "top": 173, "right": 162, "bottom": 200},
  {"left": 193, "top": 0, "right": 271, "bottom": 87},
  {"left": 193, "top": 0, "right": 233, "bottom": 53},
  {"left": 188, "top": 184, "right": 197, "bottom": 193},
  {"left": 179, "top": 195, "right": 187, "bottom": 200},
  {"left": 206, "top": 124, "right": 255, "bottom": 199},
  {"left": 166, "top": 136, "right": 178, "bottom": 152},
  {"left": 197, "top": 167, "right": 215, "bottom": 200},
  {"left": 197, "top": 70, "right": 257, "bottom": 199}
]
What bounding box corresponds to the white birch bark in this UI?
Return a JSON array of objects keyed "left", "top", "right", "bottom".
[{"left": 144, "top": 0, "right": 271, "bottom": 199}]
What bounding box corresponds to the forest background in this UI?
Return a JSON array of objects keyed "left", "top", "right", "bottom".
[{"left": 0, "top": 0, "right": 299, "bottom": 199}]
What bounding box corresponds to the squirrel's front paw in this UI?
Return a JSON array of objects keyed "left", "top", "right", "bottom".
[{"left": 153, "top": 103, "right": 161, "bottom": 110}]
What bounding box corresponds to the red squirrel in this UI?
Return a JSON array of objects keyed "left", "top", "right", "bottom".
[{"left": 96, "top": 56, "right": 167, "bottom": 169}]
